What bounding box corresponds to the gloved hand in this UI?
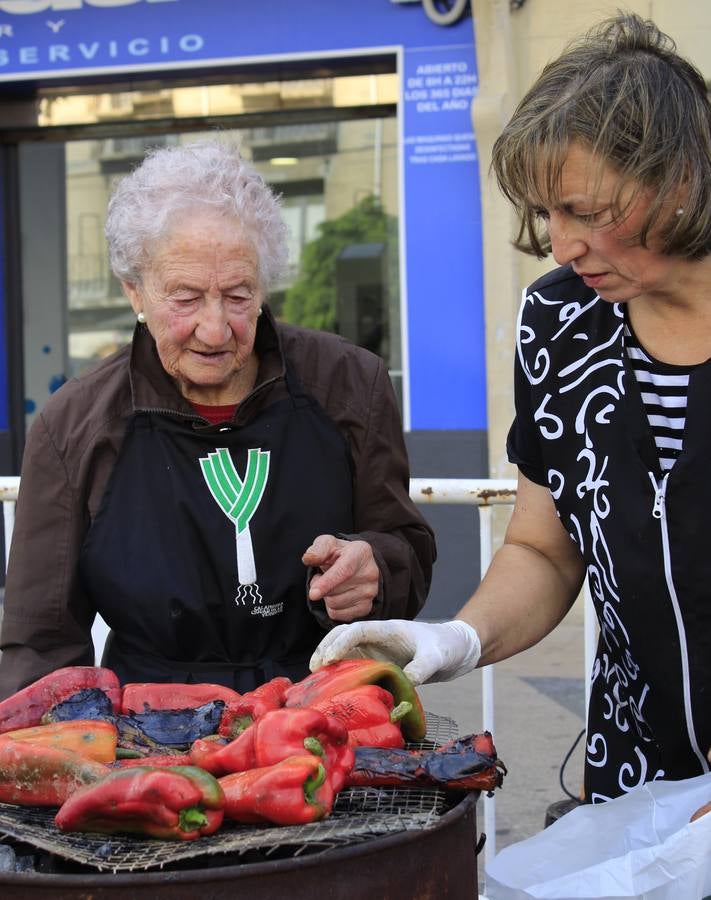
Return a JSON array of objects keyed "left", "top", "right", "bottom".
[{"left": 308, "top": 619, "right": 481, "bottom": 686}]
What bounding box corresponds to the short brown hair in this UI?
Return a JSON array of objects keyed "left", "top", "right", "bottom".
[{"left": 491, "top": 13, "right": 711, "bottom": 259}]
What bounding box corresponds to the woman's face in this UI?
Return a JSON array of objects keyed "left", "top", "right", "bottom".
[
  {"left": 535, "top": 143, "right": 685, "bottom": 303},
  {"left": 124, "top": 212, "right": 264, "bottom": 405}
]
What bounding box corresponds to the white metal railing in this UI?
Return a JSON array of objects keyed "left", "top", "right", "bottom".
[
  {"left": 0, "top": 475, "right": 595, "bottom": 872},
  {"left": 0, "top": 476, "right": 111, "bottom": 667},
  {"left": 0, "top": 476, "right": 19, "bottom": 572}
]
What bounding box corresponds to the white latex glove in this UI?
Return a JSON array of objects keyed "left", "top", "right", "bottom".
[{"left": 308, "top": 619, "right": 481, "bottom": 686}]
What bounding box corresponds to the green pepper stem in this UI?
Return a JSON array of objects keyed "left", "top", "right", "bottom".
[
  {"left": 179, "top": 806, "right": 208, "bottom": 832},
  {"left": 232, "top": 716, "right": 253, "bottom": 735},
  {"left": 303, "top": 736, "right": 324, "bottom": 757},
  {"left": 304, "top": 763, "right": 327, "bottom": 806},
  {"left": 390, "top": 701, "right": 413, "bottom": 722},
  {"left": 115, "top": 747, "right": 145, "bottom": 759}
]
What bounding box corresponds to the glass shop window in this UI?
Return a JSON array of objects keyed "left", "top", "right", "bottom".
[{"left": 59, "top": 72, "right": 402, "bottom": 410}]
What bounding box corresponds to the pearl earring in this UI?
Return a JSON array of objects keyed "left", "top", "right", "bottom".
[
  {"left": 675, "top": 207, "right": 684, "bottom": 216},
  {"left": 137, "top": 311, "right": 146, "bottom": 324},
  {"left": 257, "top": 307, "right": 263, "bottom": 317}
]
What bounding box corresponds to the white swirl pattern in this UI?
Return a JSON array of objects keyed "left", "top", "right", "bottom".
[{"left": 517, "top": 289, "right": 662, "bottom": 802}]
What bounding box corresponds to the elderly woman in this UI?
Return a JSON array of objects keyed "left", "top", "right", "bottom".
[
  {"left": 0, "top": 140, "right": 435, "bottom": 696},
  {"left": 311, "top": 13, "right": 711, "bottom": 802}
]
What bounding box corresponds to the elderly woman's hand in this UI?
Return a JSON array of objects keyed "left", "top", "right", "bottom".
[{"left": 302, "top": 535, "right": 380, "bottom": 622}]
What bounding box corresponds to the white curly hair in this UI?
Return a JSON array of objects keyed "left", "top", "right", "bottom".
[{"left": 105, "top": 139, "right": 289, "bottom": 290}]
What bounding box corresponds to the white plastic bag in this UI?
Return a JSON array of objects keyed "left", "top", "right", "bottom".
[{"left": 485, "top": 772, "right": 711, "bottom": 900}]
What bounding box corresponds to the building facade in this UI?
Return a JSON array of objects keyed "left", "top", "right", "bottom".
[
  {"left": 1, "top": 1, "right": 706, "bottom": 613},
  {"left": 0, "top": 0, "right": 485, "bottom": 614},
  {"left": 471, "top": 0, "right": 711, "bottom": 481}
]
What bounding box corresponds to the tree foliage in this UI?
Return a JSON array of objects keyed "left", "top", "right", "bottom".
[{"left": 282, "top": 195, "right": 396, "bottom": 332}]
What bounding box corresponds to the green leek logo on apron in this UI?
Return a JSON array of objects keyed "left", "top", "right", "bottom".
[{"left": 200, "top": 447, "right": 280, "bottom": 616}]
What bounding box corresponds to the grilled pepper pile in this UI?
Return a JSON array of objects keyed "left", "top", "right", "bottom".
[
  {"left": 0, "top": 661, "right": 505, "bottom": 840},
  {"left": 54, "top": 765, "right": 224, "bottom": 840}
]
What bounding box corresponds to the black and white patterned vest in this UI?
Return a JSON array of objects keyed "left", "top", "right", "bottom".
[{"left": 509, "top": 264, "right": 711, "bottom": 802}]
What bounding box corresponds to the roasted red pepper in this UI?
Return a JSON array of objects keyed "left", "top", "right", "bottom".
[
  {"left": 345, "top": 731, "right": 507, "bottom": 794},
  {"left": 121, "top": 683, "right": 241, "bottom": 714},
  {"left": 55, "top": 765, "right": 225, "bottom": 840},
  {"left": 0, "top": 739, "right": 107, "bottom": 806},
  {"left": 218, "top": 677, "right": 292, "bottom": 738},
  {"left": 191, "top": 707, "right": 354, "bottom": 791},
  {"left": 110, "top": 753, "right": 193, "bottom": 768},
  {"left": 0, "top": 667, "right": 121, "bottom": 734},
  {"left": 1, "top": 719, "right": 118, "bottom": 764},
  {"left": 313, "top": 685, "right": 411, "bottom": 748},
  {"left": 285, "top": 659, "right": 427, "bottom": 742},
  {"left": 219, "top": 754, "right": 335, "bottom": 825}
]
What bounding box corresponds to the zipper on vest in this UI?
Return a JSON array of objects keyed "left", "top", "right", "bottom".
[{"left": 647, "top": 470, "right": 709, "bottom": 774}]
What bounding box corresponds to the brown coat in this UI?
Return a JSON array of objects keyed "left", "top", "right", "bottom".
[{"left": 0, "top": 308, "right": 435, "bottom": 698}]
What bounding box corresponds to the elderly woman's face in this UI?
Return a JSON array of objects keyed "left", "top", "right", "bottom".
[
  {"left": 534, "top": 143, "right": 686, "bottom": 304},
  {"left": 124, "top": 212, "right": 264, "bottom": 405}
]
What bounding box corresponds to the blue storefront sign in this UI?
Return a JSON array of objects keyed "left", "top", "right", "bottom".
[{"left": 0, "top": 0, "right": 486, "bottom": 432}]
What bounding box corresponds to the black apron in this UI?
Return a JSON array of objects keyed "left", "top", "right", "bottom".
[{"left": 79, "top": 367, "right": 354, "bottom": 691}]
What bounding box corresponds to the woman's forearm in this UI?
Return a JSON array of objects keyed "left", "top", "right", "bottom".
[{"left": 458, "top": 538, "right": 585, "bottom": 667}]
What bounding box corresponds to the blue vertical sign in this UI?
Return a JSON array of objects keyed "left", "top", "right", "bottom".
[
  {"left": 0, "top": 160, "right": 6, "bottom": 431},
  {"left": 403, "top": 42, "right": 485, "bottom": 429}
]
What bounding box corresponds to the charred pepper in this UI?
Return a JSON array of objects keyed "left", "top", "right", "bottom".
[
  {"left": 345, "top": 731, "right": 507, "bottom": 793},
  {"left": 54, "top": 765, "right": 225, "bottom": 840},
  {"left": 219, "top": 754, "right": 335, "bottom": 825},
  {"left": 121, "top": 683, "right": 241, "bottom": 714},
  {"left": 0, "top": 667, "right": 121, "bottom": 734},
  {"left": 285, "top": 659, "right": 427, "bottom": 742}
]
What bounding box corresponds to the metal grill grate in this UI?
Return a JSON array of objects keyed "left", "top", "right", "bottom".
[{"left": 0, "top": 712, "right": 461, "bottom": 873}]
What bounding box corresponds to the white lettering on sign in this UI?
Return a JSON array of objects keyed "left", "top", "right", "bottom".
[
  {"left": 404, "top": 131, "right": 477, "bottom": 166},
  {"left": 415, "top": 62, "right": 467, "bottom": 75},
  {"left": 0, "top": 31, "right": 203, "bottom": 63},
  {"left": 0, "top": 0, "right": 177, "bottom": 13},
  {"left": 405, "top": 59, "right": 477, "bottom": 121}
]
